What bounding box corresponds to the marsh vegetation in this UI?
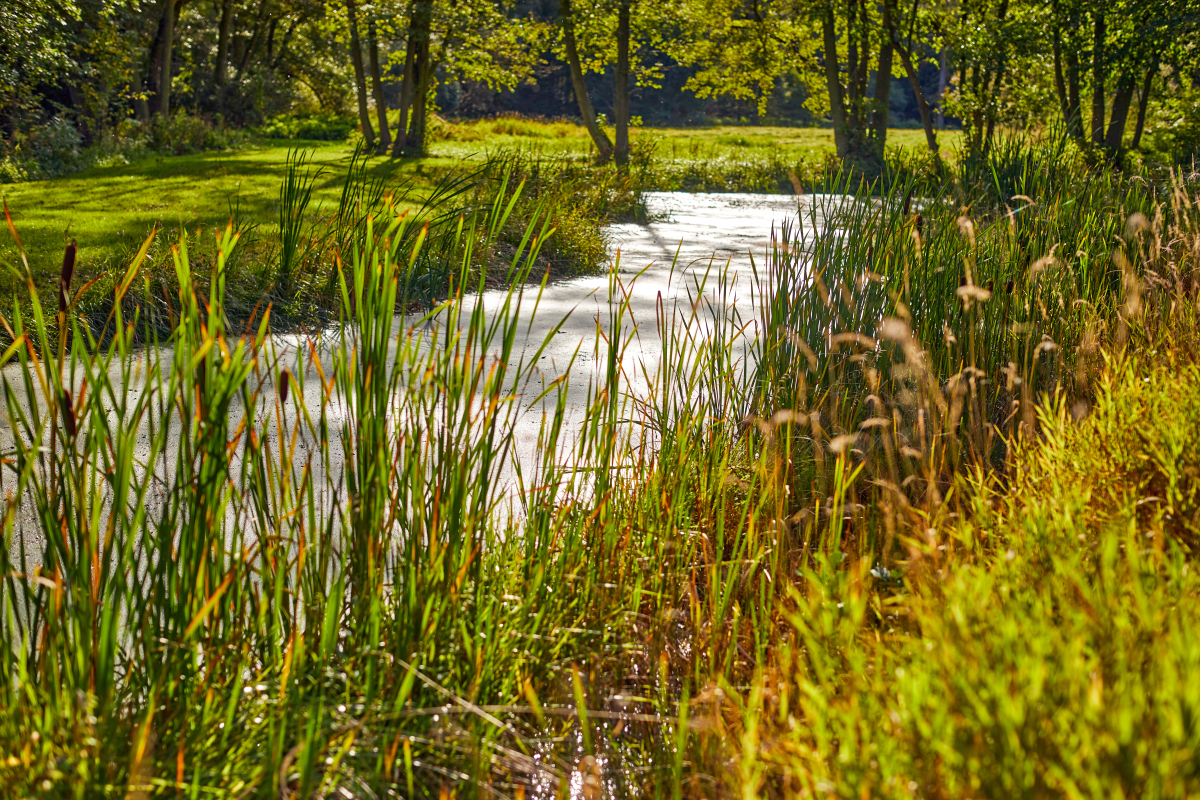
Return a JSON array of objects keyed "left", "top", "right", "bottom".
[{"left": 2, "top": 130, "right": 1199, "bottom": 798}]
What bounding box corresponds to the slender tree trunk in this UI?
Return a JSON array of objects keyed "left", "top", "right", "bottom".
[
  {"left": 159, "top": 0, "right": 176, "bottom": 116},
  {"left": 885, "top": 0, "right": 937, "bottom": 162},
  {"left": 368, "top": 20, "right": 391, "bottom": 152},
  {"left": 216, "top": 0, "right": 233, "bottom": 87},
  {"left": 346, "top": 0, "right": 376, "bottom": 149},
  {"left": 1131, "top": 62, "right": 1155, "bottom": 149},
  {"left": 391, "top": 31, "right": 417, "bottom": 156},
  {"left": 821, "top": 3, "right": 849, "bottom": 158},
  {"left": 560, "top": 0, "right": 613, "bottom": 160},
  {"left": 894, "top": 40, "right": 940, "bottom": 162},
  {"left": 1090, "top": 10, "right": 1105, "bottom": 145},
  {"left": 408, "top": 53, "right": 432, "bottom": 154},
  {"left": 614, "top": 0, "right": 631, "bottom": 165},
  {"left": 871, "top": 13, "right": 892, "bottom": 162},
  {"left": 1104, "top": 72, "right": 1136, "bottom": 151},
  {"left": 1067, "top": 47, "right": 1081, "bottom": 138},
  {"left": 405, "top": 0, "right": 433, "bottom": 154},
  {"left": 1052, "top": 27, "right": 1069, "bottom": 128},
  {"left": 854, "top": 0, "right": 873, "bottom": 120}
]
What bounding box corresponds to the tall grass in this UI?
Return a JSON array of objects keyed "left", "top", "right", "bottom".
[{"left": 1, "top": 147, "right": 1198, "bottom": 798}]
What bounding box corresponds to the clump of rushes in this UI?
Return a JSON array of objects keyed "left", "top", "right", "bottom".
[{"left": 0, "top": 151, "right": 1197, "bottom": 799}]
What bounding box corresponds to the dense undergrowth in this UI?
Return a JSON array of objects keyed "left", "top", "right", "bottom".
[{"left": 0, "top": 137, "right": 1198, "bottom": 799}]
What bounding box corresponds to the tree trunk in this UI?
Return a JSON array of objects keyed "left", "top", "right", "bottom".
[
  {"left": 1067, "top": 47, "right": 1081, "bottom": 138},
  {"left": 1052, "top": 27, "right": 1069, "bottom": 128},
  {"left": 1090, "top": 10, "right": 1105, "bottom": 145},
  {"left": 1131, "top": 62, "right": 1155, "bottom": 149},
  {"left": 159, "top": 0, "right": 176, "bottom": 116},
  {"left": 885, "top": 0, "right": 937, "bottom": 162},
  {"left": 560, "top": 0, "right": 613, "bottom": 161},
  {"left": 346, "top": 0, "right": 376, "bottom": 150},
  {"left": 614, "top": 0, "right": 631, "bottom": 165},
  {"left": 391, "top": 31, "right": 417, "bottom": 156},
  {"left": 368, "top": 20, "right": 391, "bottom": 152},
  {"left": 871, "top": 6, "right": 892, "bottom": 163},
  {"left": 1104, "top": 72, "right": 1136, "bottom": 151},
  {"left": 820, "top": 2, "right": 850, "bottom": 159},
  {"left": 216, "top": 0, "right": 233, "bottom": 87},
  {"left": 405, "top": 0, "right": 434, "bottom": 154},
  {"left": 894, "top": 41, "right": 940, "bottom": 162}
]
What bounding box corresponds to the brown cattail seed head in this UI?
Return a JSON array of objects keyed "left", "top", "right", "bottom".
[
  {"left": 279, "top": 369, "right": 290, "bottom": 404},
  {"left": 60, "top": 240, "right": 77, "bottom": 315},
  {"left": 61, "top": 389, "right": 76, "bottom": 439},
  {"left": 959, "top": 275, "right": 968, "bottom": 288},
  {"left": 1005, "top": 279, "right": 1014, "bottom": 294},
  {"left": 914, "top": 213, "right": 924, "bottom": 236}
]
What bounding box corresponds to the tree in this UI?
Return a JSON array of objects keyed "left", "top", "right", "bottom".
[
  {"left": 367, "top": 17, "right": 391, "bottom": 151},
  {"left": 391, "top": 0, "right": 548, "bottom": 156},
  {"left": 346, "top": 0, "right": 376, "bottom": 149},
  {"left": 816, "top": 0, "right": 896, "bottom": 171},
  {"left": 559, "top": 0, "right": 614, "bottom": 160}
]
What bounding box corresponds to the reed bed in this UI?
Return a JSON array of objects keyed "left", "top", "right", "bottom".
[{"left": 1, "top": 147, "right": 1198, "bottom": 799}]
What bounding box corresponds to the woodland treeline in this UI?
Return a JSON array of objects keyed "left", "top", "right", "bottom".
[{"left": 2, "top": 0, "right": 1199, "bottom": 168}]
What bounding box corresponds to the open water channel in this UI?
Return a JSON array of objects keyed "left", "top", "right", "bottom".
[{"left": 1, "top": 191, "right": 808, "bottom": 559}]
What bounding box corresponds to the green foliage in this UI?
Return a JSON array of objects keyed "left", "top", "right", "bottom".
[
  {"left": 1145, "top": 88, "right": 1200, "bottom": 164},
  {"left": 0, "top": 114, "right": 247, "bottom": 183},
  {"left": 733, "top": 353, "right": 1200, "bottom": 798},
  {"left": 259, "top": 113, "right": 358, "bottom": 141}
]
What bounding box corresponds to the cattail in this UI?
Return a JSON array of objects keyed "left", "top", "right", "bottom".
[
  {"left": 959, "top": 275, "right": 968, "bottom": 288},
  {"left": 279, "top": 368, "right": 291, "bottom": 404},
  {"left": 59, "top": 240, "right": 77, "bottom": 316},
  {"left": 914, "top": 213, "right": 924, "bottom": 236},
  {"left": 986, "top": 279, "right": 994, "bottom": 293},
  {"left": 903, "top": 189, "right": 913, "bottom": 216},
  {"left": 61, "top": 389, "right": 76, "bottom": 439},
  {"left": 1005, "top": 279, "right": 1014, "bottom": 294}
]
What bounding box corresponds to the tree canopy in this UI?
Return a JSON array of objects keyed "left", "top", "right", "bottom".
[{"left": 0, "top": 0, "right": 1197, "bottom": 164}]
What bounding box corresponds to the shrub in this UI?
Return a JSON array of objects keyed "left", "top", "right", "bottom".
[
  {"left": 3, "top": 117, "right": 85, "bottom": 180},
  {"left": 258, "top": 112, "right": 356, "bottom": 141},
  {"left": 0, "top": 114, "right": 244, "bottom": 183},
  {"left": 148, "top": 112, "right": 244, "bottom": 154}
]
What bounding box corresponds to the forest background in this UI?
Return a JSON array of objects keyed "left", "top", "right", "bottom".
[{"left": 2, "top": 0, "right": 1199, "bottom": 184}]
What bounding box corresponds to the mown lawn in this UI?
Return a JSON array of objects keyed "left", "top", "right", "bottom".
[{"left": 0, "top": 140, "right": 460, "bottom": 298}]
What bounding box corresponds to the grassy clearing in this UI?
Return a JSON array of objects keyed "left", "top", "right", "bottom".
[
  {"left": 436, "top": 118, "right": 959, "bottom": 163},
  {"left": 0, "top": 131, "right": 1196, "bottom": 798}
]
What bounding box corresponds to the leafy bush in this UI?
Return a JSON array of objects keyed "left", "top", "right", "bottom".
[
  {"left": 0, "top": 117, "right": 84, "bottom": 181},
  {"left": 0, "top": 114, "right": 245, "bottom": 183},
  {"left": 1147, "top": 89, "right": 1200, "bottom": 166},
  {"left": 147, "top": 112, "right": 246, "bottom": 155},
  {"left": 258, "top": 112, "right": 356, "bottom": 141}
]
